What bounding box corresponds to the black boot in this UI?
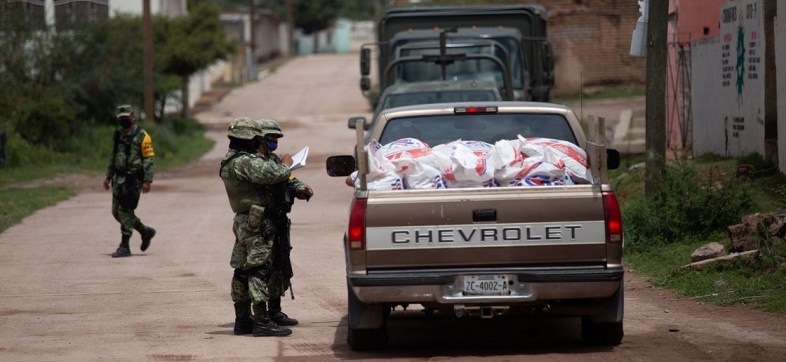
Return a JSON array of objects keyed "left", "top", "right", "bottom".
[
  {"left": 233, "top": 302, "right": 254, "bottom": 335},
  {"left": 252, "top": 303, "right": 291, "bottom": 337},
  {"left": 268, "top": 298, "right": 298, "bottom": 326},
  {"left": 112, "top": 235, "right": 131, "bottom": 258},
  {"left": 135, "top": 222, "right": 156, "bottom": 252}
]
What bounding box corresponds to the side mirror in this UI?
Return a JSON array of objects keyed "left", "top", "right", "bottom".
[
  {"left": 543, "top": 41, "right": 555, "bottom": 85},
  {"left": 606, "top": 149, "right": 620, "bottom": 170},
  {"left": 347, "top": 116, "right": 368, "bottom": 130},
  {"left": 326, "top": 155, "right": 357, "bottom": 177},
  {"left": 360, "top": 76, "right": 371, "bottom": 92},
  {"left": 543, "top": 41, "right": 554, "bottom": 69},
  {"left": 360, "top": 48, "right": 371, "bottom": 76}
]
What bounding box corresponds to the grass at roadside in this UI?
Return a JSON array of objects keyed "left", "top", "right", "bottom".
[
  {"left": 626, "top": 236, "right": 786, "bottom": 313},
  {"left": 553, "top": 84, "right": 645, "bottom": 104},
  {"left": 612, "top": 154, "right": 786, "bottom": 314},
  {"left": 0, "top": 187, "right": 75, "bottom": 234},
  {"left": 0, "top": 117, "right": 214, "bottom": 235}
]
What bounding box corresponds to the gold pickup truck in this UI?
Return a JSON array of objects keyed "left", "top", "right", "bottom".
[{"left": 326, "top": 101, "right": 624, "bottom": 350}]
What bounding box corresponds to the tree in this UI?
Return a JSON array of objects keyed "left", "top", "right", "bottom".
[
  {"left": 157, "top": 3, "right": 236, "bottom": 117},
  {"left": 293, "top": 0, "right": 340, "bottom": 53}
]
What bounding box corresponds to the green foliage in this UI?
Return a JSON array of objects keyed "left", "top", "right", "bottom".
[
  {"left": 192, "top": 0, "right": 374, "bottom": 20},
  {"left": 159, "top": 3, "right": 235, "bottom": 79},
  {"left": 59, "top": 15, "right": 145, "bottom": 124},
  {"left": 617, "top": 159, "right": 755, "bottom": 253},
  {"left": 294, "top": 0, "right": 341, "bottom": 34},
  {"left": 0, "top": 117, "right": 212, "bottom": 186},
  {"left": 0, "top": 5, "right": 232, "bottom": 159},
  {"left": 614, "top": 154, "right": 786, "bottom": 313},
  {"left": 142, "top": 117, "right": 215, "bottom": 168},
  {"left": 553, "top": 85, "right": 646, "bottom": 105},
  {"left": 626, "top": 236, "right": 786, "bottom": 313},
  {"left": 337, "top": 0, "right": 376, "bottom": 20}
]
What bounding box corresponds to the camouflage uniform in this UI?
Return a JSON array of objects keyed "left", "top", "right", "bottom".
[
  {"left": 106, "top": 105, "right": 156, "bottom": 257},
  {"left": 220, "top": 117, "right": 310, "bottom": 336}
]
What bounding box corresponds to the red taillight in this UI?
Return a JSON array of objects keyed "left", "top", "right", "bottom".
[
  {"left": 602, "top": 191, "right": 623, "bottom": 243},
  {"left": 454, "top": 106, "right": 498, "bottom": 114},
  {"left": 347, "top": 198, "right": 367, "bottom": 250}
]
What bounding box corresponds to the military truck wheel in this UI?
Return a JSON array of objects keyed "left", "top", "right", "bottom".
[
  {"left": 581, "top": 318, "right": 623, "bottom": 345},
  {"left": 347, "top": 282, "right": 388, "bottom": 350}
]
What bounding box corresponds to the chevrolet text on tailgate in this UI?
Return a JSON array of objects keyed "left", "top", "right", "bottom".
[{"left": 326, "top": 101, "right": 624, "bottom": 350}]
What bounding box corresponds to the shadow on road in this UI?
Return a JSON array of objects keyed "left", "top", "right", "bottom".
[{"left": 331, "top": 310, "right": 617, "bottom": 358}]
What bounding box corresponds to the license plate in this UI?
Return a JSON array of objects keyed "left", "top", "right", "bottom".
[{"left": 462, "top": 275, "right": 510, "bottom": 295}]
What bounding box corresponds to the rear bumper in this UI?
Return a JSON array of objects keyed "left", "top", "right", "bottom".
[{"left": 348, "top": 266, "right": 623, "bottom": 304}]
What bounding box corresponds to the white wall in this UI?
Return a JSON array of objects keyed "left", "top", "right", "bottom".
[
  {"left": 110, "top": 0, "right": 186, "bottom": 17},
  {"left": 691, "top": 0, "right": 765, "bottom": 157},
  {"left": 777, "top": 4, "right": 786, "bottom": 173},
  {"left": 691, "top": 38, "right": 727, "bottom": 156}
]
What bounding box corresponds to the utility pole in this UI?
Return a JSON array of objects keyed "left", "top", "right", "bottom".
[
  {"left": 248, "top": 0, "right": 257, "bottom": 81},
  {"left": 644, "top": 0, "right": 667, "bottom": 198},
  {"left": 143, "top": 0, "right": 154, "bottom": 122},
  {"left": 286, "top": 0, "right": 294, "bottom": 56},
  {"left": 763, "top": 0, "right": 777, "bottom": 164}
]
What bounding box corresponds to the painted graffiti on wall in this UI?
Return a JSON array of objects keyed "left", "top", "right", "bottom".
[{"left": 717, "top": 0, "right": 764, "bottom": 156}]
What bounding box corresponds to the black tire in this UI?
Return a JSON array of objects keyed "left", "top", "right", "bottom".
[
  {"left": 347, "top": 283, "right": 388, "bottom": 350},
  {"left": 581, "top": 317, "right": 624, "bottom": 345}
]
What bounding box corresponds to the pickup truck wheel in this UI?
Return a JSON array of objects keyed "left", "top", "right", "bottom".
[
  {"left": 347, "top": 283, "right": 388, "bottom": 350},
  {"left": 581, "top": 318, "right": 623, "bottom": 345},
  {"left": 348, "top": 325, "right": 388, "bottom": 351}
]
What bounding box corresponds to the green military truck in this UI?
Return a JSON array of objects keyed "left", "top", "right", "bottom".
[{"left": 360, "top": 4, "right": 554, "bottom": 102}]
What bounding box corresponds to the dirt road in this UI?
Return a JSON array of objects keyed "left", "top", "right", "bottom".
[{"left": 1, "top": 52, "right": 785, "bottom": 361}]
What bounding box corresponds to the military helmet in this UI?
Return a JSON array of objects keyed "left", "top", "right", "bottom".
[
  {"left": 116, "top": 104, "right": 134, "bottom": 118},
  {"left": 227, "top": 117, "right": 265, "bottom": 140},
  {"left": 256, "top": 118, "right": 284, "bottom": 138}
]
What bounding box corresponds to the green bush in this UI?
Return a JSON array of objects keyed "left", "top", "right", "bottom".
[
  {"left": 621, "top": 160, "right": 755, "bottom": 253},
  {"left": 144, "top": 116, "right": 206, "bottom": 160}
]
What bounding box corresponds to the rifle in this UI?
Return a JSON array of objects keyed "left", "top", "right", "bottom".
[{"left": 268, "top": 181, "right": 296, "bottom": 284}]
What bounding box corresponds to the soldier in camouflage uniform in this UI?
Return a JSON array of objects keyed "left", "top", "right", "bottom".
[
  {"left": 103, "top": 105, "right": 157, "bottom": 258},
  {"left": 219, "top": 117, "right": 313, "bottom": 337}
]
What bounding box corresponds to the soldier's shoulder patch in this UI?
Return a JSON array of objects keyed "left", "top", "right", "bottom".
[{"left": 140, "top": 131, "right": 155, "bottom": 157}]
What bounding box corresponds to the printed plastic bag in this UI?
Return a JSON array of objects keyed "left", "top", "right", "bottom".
[
  {"left": 517, "top": 136, "right": 593, "bottom": 183},
  {"left": 377, "top": 138, "right": 448, "bottom": 189},
  {"left": 433, "top": 140, "right": 497, "bottom": 188},
  {"left": 354, "top": 140, "right": 404, "bottom": 190},
  {"left": 377, "top": 138, "right": 449, "bottom": 173}
]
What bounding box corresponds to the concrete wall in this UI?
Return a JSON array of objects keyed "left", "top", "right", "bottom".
[
  {"left": 691, "top": 0, "right": 765, "bottom": 158},
  {"left": 778, "top": 3, "right": 786, "bottom": 173},
  {"left": 691, "top": 38, "right": 727, "bottom": 156},
  {"left": 294, "top": 18, "right": 355, "bottom": 55},
  {"left": 666, "top": 0, "right": 728, "bottom": 153},
  {"left": 253, "top": 11, "right": 283, "bottom": 62}
]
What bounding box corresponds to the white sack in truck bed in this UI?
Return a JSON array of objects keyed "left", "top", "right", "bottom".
[{"left": 353, "top": 136, "right": 593, "bottom": 190}]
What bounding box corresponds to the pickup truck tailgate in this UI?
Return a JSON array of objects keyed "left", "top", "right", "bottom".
[{"left": 360, "top": 185, "right": 610, "bottom": 270}]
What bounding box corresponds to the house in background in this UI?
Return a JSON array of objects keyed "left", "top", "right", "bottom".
[
  {"left": 664, "top": 0, "right": 727, "bottom": 154},
  {"left": 2, "top": 0, "right": 185, "bottom": 29},
  {"left": 667, "top": 0, "right": 784, "bottom": 174}
]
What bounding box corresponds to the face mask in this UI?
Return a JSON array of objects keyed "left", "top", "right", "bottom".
[
  {"left": 265, "top": 139, "right": 278, "bottom": 151},
  {"left": 119, "top": 118, "right": 132, "bottom": 129}
]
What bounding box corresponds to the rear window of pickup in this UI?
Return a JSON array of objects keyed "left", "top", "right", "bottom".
[{"left": 379, "top": 113, "right": 578, "bottom": 146}]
